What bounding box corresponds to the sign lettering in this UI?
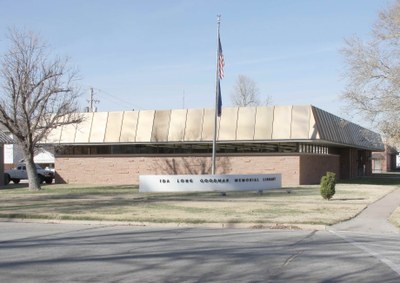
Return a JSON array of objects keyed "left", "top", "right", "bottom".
[{"left": 139, "top": 174, "right": 281, "bottom": 193}]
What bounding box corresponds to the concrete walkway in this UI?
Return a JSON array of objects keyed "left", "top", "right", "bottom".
[{"left": 333, "top": 188, "right": 400, "bottom": 234}]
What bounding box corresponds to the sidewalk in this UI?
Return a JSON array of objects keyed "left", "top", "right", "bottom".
[{"left": 333, "top": 188, "right": 400, "bottom": 234}]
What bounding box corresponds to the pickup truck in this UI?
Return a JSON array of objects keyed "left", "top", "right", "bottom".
[{"left": 4, "top": 163, "right": 55, "bottom": 185}]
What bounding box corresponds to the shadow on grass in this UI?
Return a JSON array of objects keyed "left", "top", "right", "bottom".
[
  {"left": 1, "top": 184, "right": 318, "bottom": 200},
  {"left": 331, "top": 198, "right": 366, "bottom": 201},
  {"left": 129, "top": 187, "right": 319, "bottom": 203},
  {"left": 0, "top": 184, "right": 135, "bottom": 196},
  {"left": 0, "top": 185, "right": 318, "bottom": 217},
  {"left": 0, "top": 183, "right": 29, "bottom": 190},
  {"left": 0, "top": 184, "right": 380, "bottom": 225}
]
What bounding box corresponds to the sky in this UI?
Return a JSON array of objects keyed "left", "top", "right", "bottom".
[{"left": 0, "top": 0, "right": 391, "bottom": 122}]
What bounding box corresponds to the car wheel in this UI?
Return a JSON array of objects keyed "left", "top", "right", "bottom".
[
  {"left": 4, "top": 174, "right": 10, "bottom": 185},
  {"left": 45, "top": 178, "right": 53, "bottom": 184},
  {"left": 38, "top": 175, "right": 44, "bottom": 184},
  {"left": 12, "top": 179, "right": 20, "bottom": 184}
]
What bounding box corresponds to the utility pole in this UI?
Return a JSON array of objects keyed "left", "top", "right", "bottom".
[{"left": 87, "top": 88, "right": 100, "bottom": 112}]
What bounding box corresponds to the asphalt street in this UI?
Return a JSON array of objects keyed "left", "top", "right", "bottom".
[{"left": 0, "top": 221, "right": 399, "bottom": 282}]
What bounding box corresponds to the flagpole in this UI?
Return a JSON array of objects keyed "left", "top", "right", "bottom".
[{"left": 212, "top": 15, "right": 221, "bottom": 175}]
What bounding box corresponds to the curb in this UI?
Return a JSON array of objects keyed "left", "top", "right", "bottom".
[{"left": 0, "top": 218, "right": 327, "bottom": 231}]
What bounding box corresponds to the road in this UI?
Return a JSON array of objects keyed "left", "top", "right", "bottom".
[{"left": 0, "top": 221, "right": 399, "bottom": 282}]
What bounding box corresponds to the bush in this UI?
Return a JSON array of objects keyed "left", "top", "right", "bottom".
[{"left": 320, "top": 172, "right": 336, "bottom": 200}]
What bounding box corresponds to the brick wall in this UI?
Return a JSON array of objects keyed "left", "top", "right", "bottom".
[
  {"left": 225, "top": 155, "right": 300, "bottom": 186},
  {"left": 299, "top": 154, "right": 340, "bottom": 184},
  {"left": 55, "top": 154, "right": 334, "bottom": 186}
]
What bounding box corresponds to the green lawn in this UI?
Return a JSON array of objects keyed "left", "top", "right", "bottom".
[
  {"left": 339, "top": 173, "right": 400, "bottom": 185},
  {"left": 390, "top": 208, "right": 400, "bottom": 228}
]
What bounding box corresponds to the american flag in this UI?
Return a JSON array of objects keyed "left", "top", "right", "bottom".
[
  {"left": 218, "top": 37, "right": 224, "bottom": 80},
  {"left": 217, "top": 81, "right": 222, "bottom": 117}
]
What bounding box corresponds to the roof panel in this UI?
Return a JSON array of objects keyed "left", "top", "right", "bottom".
[
  {"left": 272, "top": 105, "right": 292, "bottom": 139},
  {"left": 168, "top": 109, "right": 187, "bottom": 142},
  {"left": 44, "top": 125, "right": 62, "bottom": 144},
  {"left": 237, "top": 107, "right": 256, "bottom": 140},
  {"left": 74, "top": 113, "right": 93, "bottom": 143},
  {"left": 312, "top": 107, "right": 331, "bottom": 141},
  {"left": 254, "top": 106, "right": 273, "bottom": 140},
  {"left": 89, "top": 112, "right": 108, "bottom": 143},
  {"left": 219, "top": 107, "right": 238, "bottom": 141},
  {"left": 120, "top": 111, "right": 139, "bottom": 142},
  {"left": 59, "top": 123, "right": 77, "bottom": 143},
  {"left": 136, "top": 110, "right": 155, "bottom": 142},
  {"left": 57, "top": 114, "right": 83, "bottom": 144},
  {"left": 40, "top": 114, "right": 61, "bottom": 144},
  {"left": 104, "top": 111, "right": 124, "bottom": 143},
  {"left": 201, "top": 108, "right": 215, "bottom": 141},
  {"left": 308, "top": 107, "right": 319, "bottom": 139},
  {"left": 0, "top": 131, "right": 13, "bottom": 144},
  {"left": 291, "top": 105, "right": 311, "bottom": 139},
  {"left": 334, "top": 115, "right": 347, "bottom": 144},
  {"left": 185, "top": 108, "right": 203, "bottom": 141},
  {"left": 151, "top": 110, "right": 171, "bottom": 142},
  {"left": 311, "top": 106, "right": 383, "bottom": 150}
]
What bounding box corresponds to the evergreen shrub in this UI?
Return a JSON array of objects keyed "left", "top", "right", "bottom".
[{"left": 320, "top": 172, "right": 336, "bottom": 200}]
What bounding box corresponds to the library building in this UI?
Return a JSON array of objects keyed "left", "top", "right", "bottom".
[{"left": 42, "top": 105, "right": 384, "bottom": 186}]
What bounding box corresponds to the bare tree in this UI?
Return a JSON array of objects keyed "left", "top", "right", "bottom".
[
  {"left": 231, "top": 74, "right": 271, "bottom": 107},
  {"left": 0, "top": 29, "right": 82, "bottom": 190},
  {"left": 159, "top": 156, "right": 230, "bottom": 175},
  {"left": 341, "top": 0, "right": 400, "bottom": 144}
]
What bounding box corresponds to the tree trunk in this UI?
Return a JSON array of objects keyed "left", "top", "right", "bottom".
[{"left": 25, "top": 153, "right": 41, "bottom": 191}]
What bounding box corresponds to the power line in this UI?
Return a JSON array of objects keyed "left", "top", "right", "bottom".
[{"left": 90, "top": 87, "right": 142, "bottom": 111}]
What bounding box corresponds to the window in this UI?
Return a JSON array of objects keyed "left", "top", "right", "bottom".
[{"left": 55, "top": 142, "right": 330, "bottom": 156}]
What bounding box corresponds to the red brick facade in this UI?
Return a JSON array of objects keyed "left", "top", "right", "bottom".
[
  {"left": 372, "top": 145, "right": 398, "bottom": 173},
  {"left": 55, "top": 153, "right": 341, "bottom": 186}
]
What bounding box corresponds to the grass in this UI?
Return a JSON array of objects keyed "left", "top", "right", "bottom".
[
  {"left": 0, "top": 180, "right": 397, "bottom": 227},
  {"left": 339, "top": 173, "right": 400, "bottom": 185},
  {"left": 390, "top": 208, "right": 400, "bottom": 229}
]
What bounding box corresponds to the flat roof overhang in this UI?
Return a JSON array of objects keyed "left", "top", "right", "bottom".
[{"left": 41, "top": 105, "right": 384, "bottom": 152}]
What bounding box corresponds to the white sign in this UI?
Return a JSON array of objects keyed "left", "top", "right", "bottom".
[
  {"left": 4, "top": 144, "right": 13, "bottom": 164},
  {"left": 139, "top": 174, "right": 281, "bottom": 193}
]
